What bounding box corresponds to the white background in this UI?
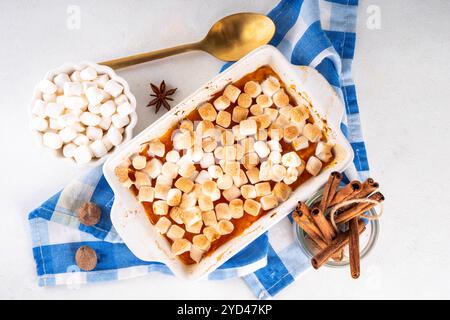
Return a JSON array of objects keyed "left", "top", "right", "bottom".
[{"left": 1, "top": 0, "right": 449, "bottom": 299}]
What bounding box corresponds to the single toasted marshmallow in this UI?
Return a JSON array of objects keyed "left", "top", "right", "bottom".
[
  {"left": 143, "top": 158, "right": 162, "bottom": 179},
  {"left": 213, "top": 95, "right": 230, "bottom": 111},
  {"left": 181, "top": 206, "right": 202, "bottom": 226},
  {"left": 283, "top": 125, "right": 300, "bottom": 143},
  {"left": 186, "top": 220, "right": 203, "bottom": 234},
  {"left": 303, "top": 123, "right": 322, "bottom": 142},
  {"left": 155, "top": 180, "right": 171, "bottom": 200},
  {"left": 153, "top": 200, "right": 169, "bottom": 216},
  {"left": 268, "top": 151, "right": 282, "bottom": 164},
  {"left": 215, "top": 174, "right": 232, "bottom": 190},
  {"left": 281, "top": 151, "right": 302, "bottom": 168},
  {"left": 103, "top": 80, "right": 123, "bottom": 98},
  {"left": 206, "top": 165, "right": 222, "bottom": 179},
  {"left": 273, "top": 182, "right": 292, "bottom": 202},
  {"left": 177, "top": 162, "right": 195, "bottom": 178},
  {"left": 244, "top": 81, "right": 262, "bottom": 98},
  {"left": 148, "top": 139, "right": 165, "bottom": 157},
  {"left": 132, "top": 155, "right": 147, "bottom": 170},
  {"left": 273, "top": 90, "right": 290, "bottom": 108},
  {"left": 201, "top": 137, "right": 216, "bottom": 153},
  {"left": 138, "top": 186, "right": 154, "bottom": 202},
  {"left": 220, "top": 130, "right": 235, "bottom": 146},
  {"left": 275, "top": 114, "right": 290, "bottom": 128},
  {"left": 195, "top": 170, "right": 212, "bottom": 184},
  {"left": 170, "top": 207, "right": 184, "bottom": 224},
  {"left": 279, "top": 105, "right": 293, "bottom": 118},
  {"left": 173, "top": 177, "right": 193, "bottom": 193},
  {"left": 166, "top": 150, "right": 180, "bottom": 163},
  {"left": 250, "top": 104, "right": 263, "bottom": 116},
  {"left": 264, "top": 107, "right": 278, "bottom": 121},
  {"left": 202, "top": 210, "right": 217, "bottom": 227},
  {"left": 201, "top": 180, "right": 217, "bottom": 197},
  {"left": 271, "top": 164, "right": 287, "bottom": 182},
  {"left": 114, "top": 167, "right": 129, "bottom": 183},
  {"left": 240, "top": 137, "right": 255, "bottom": 154},
  {"left": 254, "top": 141, "right": 270, "bottom": 159},
  {"left": 218, "top": 220, "right": 234, "bottom": 235},
  {"left": 306, "top": 156, "right": 322, "bottom": 176},
  {"left": 135, "top": 171, "right": 151, "bottom": 188},
  {"left": 261, "top": 76, "right": 280, "bottom": 97},
  {"left": 213, "top": 146, "right": 224, "bottom": 160},
  {"left": 223, "top": 145, "right": 237, "bottom": 162},
  {"left": 256, "top": 128, "right": 268, "bottom": 141},
  {"left": 237, "top": 93, "right": 252, "bottom": 109},
  {"left": 223, "top": 161, "right": 240, "bottom": 178},
  {"left": 255, "top": 182, "right": 271, "bottom": 197},
  {"left": 162, "top": 162, "right": 179, "bottom": 179},
  {"left": 259, "top": 161, "right": 272, "bottom": 181},
  {"left": 260, "top": 194, "right": 279, "bottom": 211},
  {"left": 239, "top": 119, "right": 257, "bottom": 136},
  {"left": 193, "top": 234, "right": 211, "bottom": 251},
  {"left": 154, "top": 216, "right": 171, "bottom": 235},
  {"left": 268, "top": 125, "right": 283, "bottom": 141},
  {"left": 232, "top": 169, "right": 248, "bottom": 187},
  {"left": 283, "top": 167, "right": 299, "bottom": 185},
  {"left": 244, "top": 199, "right": 261, "bottom": 216},
  {"left": 173, "top": 129, "right": 193, "bottom": 150},
  {"left": 223, "top": 84, "right": 241, "bottom": 103},
  {"left": 196, "top": 120, "right": 215, "bottom": 138},
  {"left": 315, "top": 142, "right": 333, "bottom": 162},
  {"left": 198, "top": 102, "right": 217, "bottom": 121},
  {"left": 215, "top": 203, "right": 232, "bottom": 220},
  {"left": 198, "top": 194, "right": 214, "bottom": 211},
  {"left": 241, "top": 184, "right": 257, "bottom": 200},
  {"left": 222, "top": 185, "right": 241, "bottom": 201},
  {"left": 203, "top": 226, "right": 221, "bottom": 242},
  {"left": 189, "top": 245, "right": 204, "bottom": 263},
  {"left": 235, "top": 143, "right": 245, "bottom": 160},
  {"left": 292, "top": 136, "right": 309, "bottom": 151},
  {"left": 246, "top": 167, "right": 260, "bottom": 184},
  {"left": 172, "top": 239, "right": 192, "bottom": 256},
  {"left": 254, "top": 114, "right": 271, "bottom": 130},
  {"left": 256, "top": 94, "right": 273, "bottom": 109},
  {"left": 215, "top": 110, "right": 231, "bottom": 128},
  {"left": 232, "top": 106, "right": 249, "bottom": 123},
  {"left": 242, "top": 152, "right": 259, "bottom": 170},
  {"left": 167, "top": 225, "right": 186, "bottom": 241},
  {"left": 232, "top": 125, "right": 246, "bottom": 141},
  {"left": 290, "top": 105, "right": 309, "bottom": 124},
  {"left": 167, "top": 188, "right": 182, "bottom": 206}
]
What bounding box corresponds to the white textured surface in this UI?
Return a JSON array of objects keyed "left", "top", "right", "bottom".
[{"left": 0, "top": 0, "right": 449, "bottom": 299}]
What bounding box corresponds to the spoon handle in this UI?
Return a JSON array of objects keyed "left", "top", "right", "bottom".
[{"left": 100, "top": 42, "right": 202, "bottom": 70}]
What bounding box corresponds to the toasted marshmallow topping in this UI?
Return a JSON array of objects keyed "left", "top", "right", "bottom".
[
  {"left": 172, "top": 239, "right": 191, "bottom": 256},
  {"left": 244, "top": 81, "right": 262, "bottom": 98},
  {"left": 223, "top": 84, "right": 241, "bottom": 103},
  {"left": 244, "top": 199, "right": 261, "bottom": 216}
]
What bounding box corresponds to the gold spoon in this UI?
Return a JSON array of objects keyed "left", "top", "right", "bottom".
[{"left": 100, "top": 13, "right": 275, "bottom": 70}]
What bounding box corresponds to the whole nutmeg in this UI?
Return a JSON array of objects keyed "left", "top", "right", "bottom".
[
  {"left": 78, "top": 202, "right": 101, "bottom": 226},
  {"left": 75, "top": 245, "right": 97, "bottom": 271}
]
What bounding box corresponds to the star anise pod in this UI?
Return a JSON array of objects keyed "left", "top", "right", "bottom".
[{"left": 147, "top": 81, "right": 177, "bottom": 113}]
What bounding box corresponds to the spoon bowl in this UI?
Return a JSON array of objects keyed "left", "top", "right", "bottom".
[{"left": 101, "top": 13, "right": 275, "bottom": 69}]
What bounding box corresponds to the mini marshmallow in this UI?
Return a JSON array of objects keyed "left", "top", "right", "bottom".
[
  {"left": 85, "top": 87, "right": 104, "bottom": 106},
  {"left": 45, "top": 103, "right": 64, "bottom": 118},
  {"left": 53, "top": 73, "right": 70, "bottom": 90},
  {"left": 237, "top": 93, "right": 252, "bottom": 108},
  {"left": 178, "top": 162, "right": 196, "bottom": 178},
  {"left": 283, "top": 125, "right": 300, "bottom": 143},
  {"left": 90, "top": 140, "right": 108, "bottom": 158},
  {"left": 135, "top": 171, "right": 151, "bottom": 188},
  {"left": 181, "top": 207, "right": 202, "bottom": 226},
  {"left": 250, "top": 104, "right": 263, "bottom": 116},
  {"left": 198, "top": 194, "right": 214, "bottom": 211},
  {"left": 246, "top": 167, "right": 260, "bottom": 184},
  {"left": 281, "top": 151, "right": 302, "bottom": 168},
  {"left": 166, "top": 150, "right": 180, "bottom": 163},
  {"left": 167, "top": 225, "right": 185, "bottom": 240},
  {"left": 268, "top": 125, "right": 283, "bottom": 141},
  {"left": 260, "top": 194, "right": 279, "bottom": 211},
  {"left": 42, "top": 132, "right": 63, "bottom": 150},
  {"left": 229, "top": 199, "right": 244, "bottom": 219},
  {"left": 203, "top": 226, "right": 221, "bottom": 242},
  {"left": 49, "top": 118, "right": 64, "bottom": 130},
  {"left": 104, "top": 80, "right": 123, "bottom": 98},
  {"left": 173, "top": 129, "right": 193, "bottom": 150},
  {"left": 155, "top": 181, "right": 171, "bottom": 201},
  {"left": 232, "top": 169, "right": 248, "bottom": 187},
  {"left": 64, "top": 96, "right": 88, "bottom": 110},
  {"left": 102, "top": 136, "right": 114, "bottom": 151},
  {"left": 73, "top": 134, "right": 90, "bottom": 146},
  {"left": 144, "top": 158, "right": 162, "bottom": 178},
  {"left": 82, "top": 81, "right": 97, "bottom": 92},
  {"left": 39, "top": 79, "right": 57, "bottom": 95},
  {"left": 59, "top": 126, "right": 77, "bottom": 143},
  {"left": 201, "top": 180, "right": 218, "bottom": 197},
  {"left": 170, "top": 207, "right": 184, "bottom": 224},
  {"left": 196, "top": 120, "right": 215, "bottom": 138},
  {"left": 198, "top": 102, "right": 217, "bottom": 121},
  {"left": 162, "top": 162, "right": 179, "bottom": 179},
  {"left": 149, "top": 139, "right": 165, "bottom": 157},
  {"left": 58, "top": 113, "right": 80, "bottom": 129},
  {"left": 73, "top": 145, "right": 93, "bottom": 164},
  {"left": 174, "top": 177, "right": 194, "bottom": 193},
  {"left": 153, "top": 200, "right": 169, "bottom": 216},
  {"left": 32, "top": 99, "right": 46, "bottom": 116},
  {"left": 195, "top": 170, "right": 212, "bottom": 184},
  {"left": 232, "top": 125, "right": 245, "bottom": 141},
  {"left": 241, "top": 184, "right": 257, "bottom": 199},
  {"left": 106, "top": 126, "right": 123, "bottom": 146},
  {"left": 99, "top": 100, "right": 116, "bottom": 117},
  {"left": 255, "top": 182, "right": 271, "bottom": 197},
  {"left": 279, "top": 105, "right": 293, "bottom": 118},
  {"left": 218, "top": 220, "right": 234, "bottom": 235},
  {"left": 223, "top": 84, "right": 241, "bottom": 103},
  {"left": 186, "top": 220, "right": 203, "bottom": 234},
  {"left": 273, "top": 182, "right": 292, "bottom": 202},
  {"left": 117, "top": 102, "right": 134, "bottom": 117},
  {"left": 217, "top": 174, "right": 233, "bottom": 190},
  {"left": 132, "top": 155, "right": 147, "bottom": 170},
  {"left": 111, "top": 114, "right": 129, "bottom": 128},
  {"left": 232, "top": 106, "right": 249, "bottom": 123},
  {"left": 80, "top": 67, "right": 97, "bottom": 81},
  {"left": 215, "top": 203, "right": 232, "bottom": 220},
  {"left": 87, "top": 103, "right": 101, "bottom": 114},
  {"left": 155, "top": 216, "right": 171, "bottom": 234},
  {"left": 138, "top": 186, "right": 154, "bottom": 202},
  {"left": 220, "top": 130, "right": 235, "bottom": 146},
  {"left": 239, "top": 119, "right": 257, "bottom": 136},
  {"left": 264, "top": 107, "right": 278, "bottom": 121},
  {"left": 271, "top": 164, "right": 287, "bottom": 182},
  {"left": 94, "top": 74, "right": 110, "bottom": 89},
  {"left": 235, "top": 143, "right": 245, "bottom": 160},
  {"left": 222, "top": 185, "right": 241, "bottom": 201},
  {"left": 200, "top": 152, "right": 215, "bottom": 169},
  {"left": 306, "top": 156, "right": 322, "bottom": 176},
  {"left": 223, "top": 161, "right": 240, "bottom": 177},
  {"left": 43, "top": 93, "right": 56, "bottom": 102},
  {"left": 31, "top": 117, "right": 48, "bottom": 132},
  {"left": 223, "top": 145, "right": 237, "bottom": 161},
  {"left": 244, "top": 81, "right": 262, "bottom": 98},
  {"left": 254, "top": 141, "right": 270, "bottom": 159},
  {"left": 62, "top": 143, "right": 77, "bottom": 158},
  {"left": 202, "top": 211, "right": 217, "bottom": 227},
  {"left": 275, "top": 114, "right": 290, "bottom": 127},
  {"left": 268, "top": 151, "right": 282, "bottom": 164},
  {"left": 202, "top": 137, "right": 217, "bottom": 152},
  {"left": 213, "top": 95, "right": 230, "bottom": 111},
  {"left": 284, "top": 167, "right": 299, "bottom": 185},
  {"left": 244, "top": 199, "right": 261, "bottom": 216},
  {"left": 315, "top": 142, "right": 333, "bottom": 162},
  {"left": 208, "top": 165, "right": 223, "bottom": 179},
  {"left": 179, "top": 119, "right": 194, "bottom": 132},
  {"left": 98, "top": 116, "right": 112, "bottom": 131},
  {"left": 213, "top": 146, "right": 224, "bottom": 160},
  {"left": 167, "top": 189, "right": 182, "bottom": 206},
  {"left": 70, "top": 71, "right": 82, "bottom": 82},
  {"left": 63, "top": 82, "right": 83, "bottom": 96},
  {"left": 256, "top": 94, "right": 273, "bottom": 108},
  {"left": 80, "top": 112, "right": 101, "bottom": 126},
  {"left": 303, "top": 123, "right": 322, "bottom": 142},
  {"left": 290, "top": 105, "right": 309, "bottom": 124},
  {"left": 242, "top": 152, "right": 259, "bottom": 170},
  {"left": 172, "top": 239, "right": 193, "bottom": 260},
  {"left": 193, "top": 234, "right": 211, "bottom": 251},
  {"left": 187, "top": 146, "right": 204, "bottom": 162},
  {"left": 292, "top": 136, "right": 309, "bottom": 151},
  {"left": 261, "top": 76, "right": 280, "bottom": 97},
  {"left": 273, "top": 90, "right": 290, "bottom": 108},
  {"left": 86, "top": 126, "right": 103, "bottom": 141},
  {"left": 215, "top": 111, "right": 232, "bottom": 130}
]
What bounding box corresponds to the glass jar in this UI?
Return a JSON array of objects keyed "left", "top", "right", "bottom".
[{"left": 293, "top": 188, "right": 380, "bottom": 267}]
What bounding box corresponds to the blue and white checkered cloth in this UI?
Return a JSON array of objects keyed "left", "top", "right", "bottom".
[{"left": 28, "top": 0, "right": 369, "bottom": 298}]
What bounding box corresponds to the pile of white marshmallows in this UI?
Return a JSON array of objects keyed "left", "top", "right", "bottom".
[{"left": 31, "top": 66, "right": 134, "bottom": 164}]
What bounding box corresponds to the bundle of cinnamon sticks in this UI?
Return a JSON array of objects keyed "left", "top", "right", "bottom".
[{"left": 293, "top": 171, "right": 384, "bottom": 279}]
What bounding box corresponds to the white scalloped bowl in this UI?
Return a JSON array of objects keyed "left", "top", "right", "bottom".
[{"left": 29, "top": 61, "right": 137, "bottom": 166}]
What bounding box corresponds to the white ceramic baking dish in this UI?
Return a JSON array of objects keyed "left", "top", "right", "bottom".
[{"left": 103, "top": 45, "right": 354, "bottom": 280}]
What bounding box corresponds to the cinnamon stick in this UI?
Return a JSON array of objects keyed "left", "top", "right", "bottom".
[
  {"left": 296, "top": 201, "right": 314, "bottom": 221},
  {"left": 292, "top": 211, "right": 327, "bottom": 248},
  {"left": 328, "top": 180, "right": 362, "bottom": 207},
  {"left": 319, "top": 171, "right": 343, "bottom": 212},
  {"left": 311, "top": 221, "right": 366, "bottom": 269},
  {"left": 335, "top": 192, "right": 385, "bottom": 224},
  {"left": 311, "top": 207, "right": 336, "bottom": 243},
  {"left": 349, "top": 217, "right": 361, "bottom": 279},
  {"left": 354, "top": 178, "right": 379, "bottom": 199}
]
